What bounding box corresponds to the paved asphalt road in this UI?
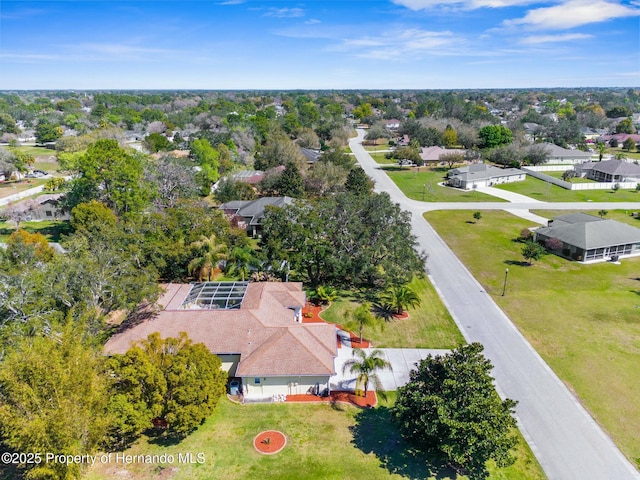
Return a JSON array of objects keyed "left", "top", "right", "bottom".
[{"left": 350, "top": 129, "right": 640, "bottom": 480}]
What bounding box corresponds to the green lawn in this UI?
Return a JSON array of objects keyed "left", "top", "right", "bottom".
[
  {"left": 532, "top": 209, "right": 640, "bottom": 226},
  {"left": 495, "top": 175, "right": 640, "bottom": 202},
  {"left": 384, "top": 167, "right": 507, "bottom": 203},
  {"left": 543, "top": 171, "right": 594, "bottom": 183},
  {"left": 370, "top": 152, "right": 397, "bottom": 165},
  {"left": 321, "top": 276, "right": 464, "bottom": 349},
  {"left": 0, "top": 179, "right": 48, "bottom": 199},
  {"left": 83, "top": 395, "right": 544, "bottom": 480},
  {"left": 10, "top": 145, "right": 57, "bottom": 157},
  {"left": 364, "top": 143, "right": 391, "bottom": 152},
  {"left": 0, "top": 220, "right": 71, "bottom": 242},
  {"left": 424, "top": 209, "right": 640, "bottom": 467}
]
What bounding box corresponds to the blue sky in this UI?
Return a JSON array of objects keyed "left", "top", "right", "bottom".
[{"left": 0, "top": 0, "right": 638, "bottom": 89}]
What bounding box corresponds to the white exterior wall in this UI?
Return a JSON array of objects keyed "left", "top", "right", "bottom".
[{"left": 241, "top": 375, "right": 330, "bottom": 399}]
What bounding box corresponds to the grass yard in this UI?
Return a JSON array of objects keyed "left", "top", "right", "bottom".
[
  {"left": 370, "top": 152, "right": 398, "bottom": 164},
  {"left": 424, "top": 209, "right": 640, "bottom": 467},
  {"left": 0, "top": 220, "right": 71, "bottom": 242},
  {"left": 0, "top": 179, "right": 48, "bottom": 199},
  {"left": 8, "top": 145, "right": 56, "bottom": 157},
  {"left": 495, "top": 175, "right": 640, "bottom": 202},
  {"left": 83, "top": 395, "right": 545, "bottom": 480},
  {"left": 532, "top": 209, "right": 640, "bottom": 227},
  {"left": 543, "top": 171, "right": 594, "bottom": 183},
  {"left": 321, "top": 276, "right": 464, "bottom": 349},
  {"left": 383, "top": 167, "right": 506, "bottom": 203}
]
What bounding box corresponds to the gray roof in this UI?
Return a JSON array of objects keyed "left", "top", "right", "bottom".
[
  {"left": 220, "top": 196, "right": 295, "bottom": 225},
  {"left": 539, "top": 143, "right": 592, "bottom": 159},
  {"left": 448, "top": 163, "right": 523, "bottom": 183},
  {"left": 536, "top": 216, "right": 640, "bottom": 250},
  {"left": 551, "top": 212, "right": 603, "bottom": 226},
  {"left": 588, "top": 159, "right": 640, "bottom": 176},
  {"left": 300, "top": 148, "right": 322, "bottom": 163}
]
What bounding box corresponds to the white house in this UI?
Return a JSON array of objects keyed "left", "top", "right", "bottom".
[{"left": 446, "top": 163, "right": 525, "bottom": 190}]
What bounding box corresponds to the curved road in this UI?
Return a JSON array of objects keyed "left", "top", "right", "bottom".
[{"left": 350, "top": 129, "right": 640, "bottom": 480}]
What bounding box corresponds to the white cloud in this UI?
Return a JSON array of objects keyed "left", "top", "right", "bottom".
[
  {"left": 337, "top": 28, "right": 466, "bottom": 59},
  {"left": 264, "top": 8, "right": 305, "bottom": 18},
  {"left": 504, "top": 0, "right": 640, "bottom": 29},
  {"left": 391, "top": 0, "right": 541, "bottom": 10},
  {"left": 1, "top": 43, "right": 183, "bottom": 64},
  {"left": 520, "top": 33, "right": 592, "bottom": 43},
  {"left": 305, "top": 19, "right": 322, "bottom": 25},
  {"left": 218, "top": 0, "right": 245, "bottom": 4}
]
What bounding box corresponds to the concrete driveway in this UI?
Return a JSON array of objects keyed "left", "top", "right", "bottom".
[{"left": 331, "top": 347, "right": 449, "bottom": 392}]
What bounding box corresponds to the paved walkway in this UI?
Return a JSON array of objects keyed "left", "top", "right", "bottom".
[{"left": 350, "top": 129, "right": 640, "bottom": 480}]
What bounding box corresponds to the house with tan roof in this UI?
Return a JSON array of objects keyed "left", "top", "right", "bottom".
[{"left": 104, "top": 281, "right": 338, "bottom": 400}]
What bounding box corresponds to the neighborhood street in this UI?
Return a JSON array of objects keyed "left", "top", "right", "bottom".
[{"left": 350, "top": 129, "right": 640, "bottom": 480}]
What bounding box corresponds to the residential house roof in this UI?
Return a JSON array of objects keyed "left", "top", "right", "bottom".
[
  {"left": 220, "top": 196, "right": 295, "bottom": 226},
  {"left": 536, "top": 214, "right": 640, "bottom": 250},
  {"left": 104, "top": 282, "right": 337, "bottom": 377},
  {"left": 600, "top": 134, "right": 640, "bottom": 144},
  {"left": 300, "top": 148, "right": 322, "bottom": 164},
  {"left": 579, "top": 159, "right": 640, "bottom": 177},
  {"left": 420, "top": 146, "right": 466, "bottom": 162},
  {"left": 7, "top": 193, "right": 65, "bottom": 213},
  {"left": 448, "top": 163, "right": 523, "bottom": 183},
  {"left": 538, "top": 143, "right": 593, "bottom": 160}
]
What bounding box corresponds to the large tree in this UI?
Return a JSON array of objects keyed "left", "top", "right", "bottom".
[
  {"left": 392, "top": 343, "right": 518, "bottom": 478},
  {"left": 262, "top": 193, "right": 426, "bottom": 288},
  {"left": 67, "top": 139, "right": 152, "bottom": 215},
  {"left": 0, "top": 321, "right": 112, "bottom": 480},
  {"left": 344, "top": 167, "right": 374, "bottom": 196},
  {"left": 478, "top": 125, "right": 513, "bottom": 149},
  {"left": 107, "top": 332, "right": 227, "bottom": 440}
]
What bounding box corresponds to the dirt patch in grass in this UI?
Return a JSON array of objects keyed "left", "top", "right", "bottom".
[{"left": 253, "top": 430, "right": 287, "bottom": 455}]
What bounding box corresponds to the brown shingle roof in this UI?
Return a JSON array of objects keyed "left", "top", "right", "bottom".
[{"left": 104, "top": 282, "right": 337, "bottom": 377}]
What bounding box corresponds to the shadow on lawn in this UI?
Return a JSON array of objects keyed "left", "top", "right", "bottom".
[
  {"left": 351, "top": 406, "right": 457, "bottom": 480},
  {"left": 504, "top": 259, "right": 531, "bottom": 267}
]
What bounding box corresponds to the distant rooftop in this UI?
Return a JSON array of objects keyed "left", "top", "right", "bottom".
[{"left": 180, "top": 281, "right": 249, "bottom": 310}]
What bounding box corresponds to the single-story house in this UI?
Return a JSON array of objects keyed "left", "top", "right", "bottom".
[
  {"left": 575, "top": 159, "right": 640, "bottom": 183},
  {"left": 4, "top": 194, "right": 69, "bottom": 221},
  {"left": 382, "top": 119, "right": 401, "bottom": 130},
  {"left": 534, "top": 213, "right": 640, "bottom": 263},
  {"left": 104, "top": 281, "right": 338, "bottom": 400},
  {"left": 598, "top": 134, "right": 640, "bottom": 146},
  {"left": 420, "top": 146, "right": 466, "bottom": 165},
  {"left": 220, "top": 196, "right": 295, "bottom": 237},
  {"left": 300, "top": 147, "right": 322, "bottom": 164},
  {"left": 538, "top": 143, "right": 593, "bottom": 164},
  {"left": 446, "top": 163, "right": 525, "bottom": 190}
]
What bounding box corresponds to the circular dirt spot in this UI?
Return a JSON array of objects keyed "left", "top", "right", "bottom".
[
  {"left": 254, "top": 430, "right": 287, "bottom": 455},
  {"left": 392, "top": 311, "right": 410, "bottom": 320}
]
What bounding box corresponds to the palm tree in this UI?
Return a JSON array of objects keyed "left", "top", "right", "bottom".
[
  {"left": 342, "top": 348, "right": 392, "bottom": 397},
  {"left": 226, "top": 246, "right": 257, "bottom": 281},
  {"left": 596, "top": 142, "right": 606, "bottom": 161},
  {"left": 379, "top": 285, "right": 421, "bottom": 316},
  {"left": 188, "top": 233, "right": 228, "bottom": 281},
  {"left": 344, "top": 302, "right": 381, "bottom": 345}
]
